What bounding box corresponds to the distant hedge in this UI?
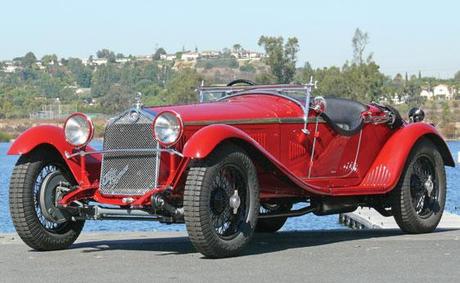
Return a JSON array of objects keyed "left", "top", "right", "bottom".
[
  {"left": 196, "top": 57, "right": 239, "bottom": 69},
  {"left": 0, "top": 131, "right": 12, "bottom": 142}
]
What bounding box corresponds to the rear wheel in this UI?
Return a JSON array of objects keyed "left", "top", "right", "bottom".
[
  {"left": 391, "top": 139, "right": 446, "bottom": 233},
  {"left": 184, "top": 144, "right": 259, "bottom": 258},
  {"left": 9, "top": 149, "right": 84, "bottom": 250},
  {"left": 256, "top": 204, "right": 291, "bottom": 233}
]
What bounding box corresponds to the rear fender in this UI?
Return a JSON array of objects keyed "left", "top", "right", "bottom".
[
  {"left": 342, "top": 122, "right": 454, "bottom": 195},
  {"left": 8, "top": 125, "right": 101, "bottom": 184}
]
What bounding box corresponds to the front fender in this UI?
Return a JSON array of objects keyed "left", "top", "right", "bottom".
[
  {"left": 183, "top": 124, "right": 261, "bottom": 158},
  {"left": 183, "top": 124, "right": 331, "bottom": 195},
  {"left": 8, "top": 125, "right": 72, "bottom": 156},
  {"left": 335, "top": 122, "right": 454, "bottom": 195},
  {"left": 8, "top": 125, "right": 101, "bottom": 184}
]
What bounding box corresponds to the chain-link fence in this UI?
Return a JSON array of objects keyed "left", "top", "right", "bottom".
[{"left": 29, "top": 104, "right": 77, "bottom": 120}]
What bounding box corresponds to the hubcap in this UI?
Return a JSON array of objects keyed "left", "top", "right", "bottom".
[
  {"left": 229, "top": 190, "right": 241, "bottom": 214},
  {"left": 34, "top": 165, "right": 70, "bottom": 231},
  {"left": 410, "top": 156, "right": 438, "bottom": 218}
]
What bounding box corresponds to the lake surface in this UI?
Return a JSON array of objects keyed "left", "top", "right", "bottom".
[{"left": 1, "top": 141, "right": 459, "bottom": 233}]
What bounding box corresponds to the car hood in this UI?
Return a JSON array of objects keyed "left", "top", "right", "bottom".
[{"left": 145, "top": 94, "right": 304, "bottom": 124}]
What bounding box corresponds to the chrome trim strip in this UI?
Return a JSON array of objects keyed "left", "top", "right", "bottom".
[
  {"left": 65, "top": 148, "right": 184, "bottom": 159},
  {"left": 184, "top": 117, "right": 325, "bottom": 126}
]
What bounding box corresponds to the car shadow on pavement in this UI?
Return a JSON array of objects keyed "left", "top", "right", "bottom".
[
  {"left": 68, "top": 228, "right": 458, "bottom": 257},
  {"left": 71, "top": 235, "right": 195, "bottom": 255}
]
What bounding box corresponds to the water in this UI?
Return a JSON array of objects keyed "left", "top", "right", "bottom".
[{"left": 1, "top": 141, "right": 459, "bottom": 233}]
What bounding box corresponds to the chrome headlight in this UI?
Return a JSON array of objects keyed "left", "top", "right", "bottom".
[
  {"left": 153, "top": 111, "right": 183, "bottom": 146},
  {"left": 64, "top": 113, "right": 94, "bottom": 147}
]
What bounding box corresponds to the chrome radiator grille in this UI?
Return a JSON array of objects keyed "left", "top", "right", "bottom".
[{"left": 99, "top": 111, "right": 159, "bottom": 196}]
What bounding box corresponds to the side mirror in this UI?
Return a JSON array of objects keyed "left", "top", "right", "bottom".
[
  {"left": 312, "top": 96, "right": 327, "bottom": 113},
  {"left": 408, "top": 107, "right": 425, "bottom": 123}
]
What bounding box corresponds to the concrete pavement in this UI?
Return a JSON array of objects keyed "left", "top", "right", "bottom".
[{"left": 1, "top": 229, "right": 459, "bottom": 282}]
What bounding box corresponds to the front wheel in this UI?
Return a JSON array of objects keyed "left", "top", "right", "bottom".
[
  {"left": 391, "top": 139, "right": 446, "bottom": 233},
  {"left": 184, "top": 144, "right": 259, "bottom": 258},
  {"left": 9, "top": 149, "right": 84, "bottom": 250}
]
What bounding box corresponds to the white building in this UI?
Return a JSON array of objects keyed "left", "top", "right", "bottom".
[
  {"left": 200, "top": 50, "right": 221, "bottom": 58},
  {"left": 2, "top": 61, "right": 21, "bottom": 73},
  {"left": 181, "top": 52, "right": 200, "bottom": 61},
  {"left": 160, "top": 54, "right": 177, "bottom": 61},
  {"left": 421, "top": 84, "right": 456, "bottom": 101},
  {"left": 92, "top": 58, "right": 108, "bottom": 66},
  {"left": 420, "top": 89, "right": 434, "bottom": 100},
  {"left": 115, "top": 58, "right": 130, "bottom": 64},
  {"left": 231, "top": 50, "right": 265, "bottom": 60},
  {"left": 136, "top": 55, "right": 152, "bottom": 61},
  {"left": 433, "top": 84, "right": 455, "bottom": 100}
]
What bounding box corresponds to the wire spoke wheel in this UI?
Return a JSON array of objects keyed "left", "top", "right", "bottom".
[
  {"left": 184, "top": 144, "right": 259, "bottom": 258},
  {"left": 391, "top": 139, "right": 446, "bottom": 234},
  {"left": 209, "top": 165, "right": 247, "bottom": 239},
  {"left": 409, "top": 156, "right": 438, "bottom": 218}
]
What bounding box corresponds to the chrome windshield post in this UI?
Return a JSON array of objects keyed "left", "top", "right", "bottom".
[
  {"left": 198, "top": 80, "right": 205, "bottom": 103},
  {"left": 302, "top": 77, "right": 317, "bottom": 135}
]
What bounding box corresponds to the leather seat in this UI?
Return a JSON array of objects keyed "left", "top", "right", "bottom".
[{"left": 319, "top": 97, "right": 367, "bottom": 136}]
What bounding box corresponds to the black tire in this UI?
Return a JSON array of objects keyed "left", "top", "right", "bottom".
[
  {"left": 184, "top": 144, "right": 259, "bottom": 258},
  {"left": 391, "top": 139, "right": 446, "bottom": 234},
  {"left": 9, "top": 148, "right": 85, "bottom": 251},
  {"left": 256, "top": 204, "right": 291, "bottom": 233}
]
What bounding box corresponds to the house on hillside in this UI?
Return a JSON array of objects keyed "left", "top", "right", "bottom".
[
  {"left": 181, "top": 52, "right": 200, "bottom": 61},
  {"left": 200, "top": 50, "right": 221, "bottom": 59},
  {"left": 160, "top": 53, "right": 177, "bottom": 61},
  {"left": 231, "top": 50, "right": 265, "bottom": 60},
  {"left": 136, "top": 55, "right": 152, "bottom": 62},
  {"left": 420, "top": 84, "right": 456, "bottom": 101},
  {"left": 420, "top": 88, "right": 434, "bottom": 100},
  {"left": 92, "top": 58, "right": 108, "bottom": 66},
  {"left": 1, "top": 61, "right": 22, "bottom": 73},
  {"left": 433, "top": 84, "right": 455, "bottom": 100}
]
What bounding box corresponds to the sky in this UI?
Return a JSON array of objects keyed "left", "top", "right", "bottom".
[{"left": 0, "top": 0, "right": 459, "bottom": 78}]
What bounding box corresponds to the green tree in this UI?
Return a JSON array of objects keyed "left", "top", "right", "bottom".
[
  {"left": 232, "top": 43, "right": 242, "bottom": 53},
  {"left": 99, "top": 84, "right": 134, "bottom": 113},
  {"left": 454, "top": 70, "right": 460, "bottom": 82},
  {"left": 164, "top": 68, "right": 202, "bottom": 104},
  {"left": 22, "top": 52, "right": 37, "bottom": 67},
  {"left": 91, "top": 64, "right": 120, "bottom": 97},
  {"left": 96, "top": 49, "right": 116, "bottom": 63},
  {"left": 41, "top": 54, "right": 58, "bottom": 66},
  {"left": 352, "top": 28, "right": 371, "bottom": 65},
  {"left": 258, "top": 36, "right": 299, "bottom": 83},
  {"left": 67, "top": 58, "right": 92, "bottom": 87},
  {"left": 153, "top": 48, "right": 166, "bottom": 60}
]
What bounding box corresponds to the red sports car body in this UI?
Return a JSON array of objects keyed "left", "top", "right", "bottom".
[{"left": 8, "top": 80, "right": 455, "bottom": 257}]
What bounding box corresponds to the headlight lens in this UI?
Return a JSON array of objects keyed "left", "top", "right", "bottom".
[
  {"left": 64, "top": 113, "right": 94, "bottom": 147},
  {"left": 153, "top": 111, "right": 183, "bottom": 146}
]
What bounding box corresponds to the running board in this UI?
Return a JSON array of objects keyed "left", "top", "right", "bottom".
[{"left": 258, "top": 206, "right": 317, "bottom": 219}]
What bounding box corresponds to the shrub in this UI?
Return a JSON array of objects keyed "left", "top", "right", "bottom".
[{"left": 0, "top": 131, "right": 12, "bottom": 142}]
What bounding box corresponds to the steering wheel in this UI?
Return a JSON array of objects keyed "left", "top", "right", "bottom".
[{"left": 226, "top": 79, "right": 256, "bottom": 86}]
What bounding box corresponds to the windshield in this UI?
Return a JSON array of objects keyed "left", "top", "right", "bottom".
[{"left": 199, "top": 88, "right": 308, "bottom": 104}]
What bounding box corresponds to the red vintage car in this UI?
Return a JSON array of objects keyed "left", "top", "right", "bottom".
[{"left": 8, "top": 79, "right": 455, "bottom": 258}]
